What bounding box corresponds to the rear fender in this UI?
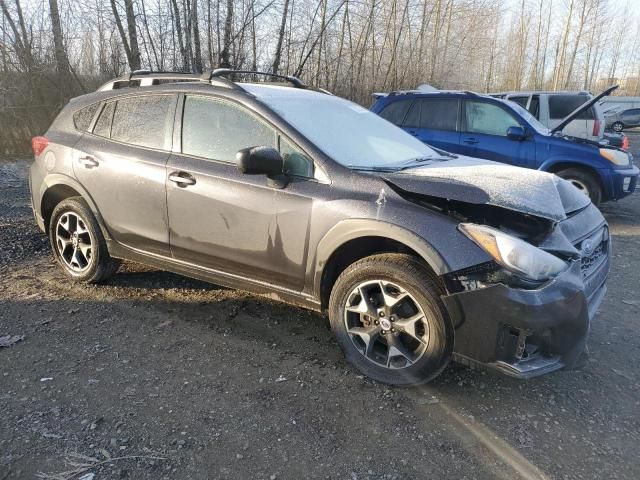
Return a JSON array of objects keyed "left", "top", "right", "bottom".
[{"left": 38, "top": 174, "right": 112, "bottom": 240}]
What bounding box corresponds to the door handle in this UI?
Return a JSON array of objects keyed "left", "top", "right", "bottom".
[
  {"left": 463, "top": 138, "right": 479, "bottom": 145},
  {"left": 168, "top": 171, "right": 196, "bottom": 187},
  {"left": 78, "top": 156, "right": 99, "bottom": 168}
]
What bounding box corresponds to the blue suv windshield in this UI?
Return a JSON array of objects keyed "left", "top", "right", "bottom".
[{"left": 257, "top": 92, "right": 440, "bottom": 168}]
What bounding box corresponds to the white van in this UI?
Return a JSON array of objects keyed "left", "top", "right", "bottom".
[{"left": 491, "top": 91, "right": 606, "bottom": 141}]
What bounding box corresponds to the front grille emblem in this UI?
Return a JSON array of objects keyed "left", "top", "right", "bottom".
[{"left": 581, "top": 238, "right": 596, "bottom": 257}]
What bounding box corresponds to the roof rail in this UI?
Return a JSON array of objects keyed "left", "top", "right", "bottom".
[
  {"left": 97, "top": 71, "right": 203, "bottom": 91},
  {"left": 127, "top": 69, "right": 195, "bottom": 80},
  {"left": 203, "top": 69, "right": 308, "bottom": 89},
  {"left": 97, "top": 68, "right": 312, "bottom": 93}
]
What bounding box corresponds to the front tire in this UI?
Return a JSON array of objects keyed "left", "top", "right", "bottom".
[
  {"left": 328, "top": 253, "right": 453, "bottom": 386},
  {"left": 49, "top": 197, "right": 120, "bottom": 283},
  {"left": 556, "top": 168, "right": 602, "bottom": 206},
  {"left": 612, "top": 121, "right": 624, "bottom": 132}
]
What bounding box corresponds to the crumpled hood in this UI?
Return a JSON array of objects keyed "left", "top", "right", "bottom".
[{"left": 383, "top": 157, "right": 590, "bottom": 222}]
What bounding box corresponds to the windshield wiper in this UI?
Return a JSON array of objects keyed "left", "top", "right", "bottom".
[
  {"left": 396, "top": 155, "right": 455, "bottom": 170},
  {"left": 348, "top": 165, "right": 400, "bottom": 172},
  {"left": 348, "top": 153, "right": 457, "bottom": 173}
]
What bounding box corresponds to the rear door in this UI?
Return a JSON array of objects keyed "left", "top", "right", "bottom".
[
  {"left": 73, "top": 94, "right": 177, "bottom": 255},
  {"left": 461, "top": 99, "right": 535, "bottom": 168},
  {"left": 402, "top": 97, "right": 461, "bottom": 153}
]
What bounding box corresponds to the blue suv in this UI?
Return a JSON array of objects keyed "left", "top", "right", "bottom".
[{"left": 371, "top": 89, "right": 638, "bottom": 205}]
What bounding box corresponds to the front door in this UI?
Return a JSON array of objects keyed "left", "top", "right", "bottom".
[
  {"left": 73, "top": 94, "right": 177, "bottom": 255},
  {"left": 461, "top": 99, "right": 535, "bottom": 168},
  {"left": 166, "top": 94, "right": 315, "bottom": 290}
]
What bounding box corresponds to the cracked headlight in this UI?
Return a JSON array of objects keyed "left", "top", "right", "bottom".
[
  {"left": 600, "top": 148, "right": 631, "bottom": 166},
  {"left": 459, "top": 223, "right": 568, "bottom": 281}
]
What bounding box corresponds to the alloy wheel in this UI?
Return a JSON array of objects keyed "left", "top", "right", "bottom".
[
  {"left": 55, "top": 211, "right": 93, "bottom": 272},
  {"left": 344, "top": 280, "right": 430, "bottom": 369}
]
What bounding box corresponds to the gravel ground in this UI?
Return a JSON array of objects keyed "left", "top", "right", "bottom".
[{"left": 1, "top": 133, "right": 639, "bottom": 480}]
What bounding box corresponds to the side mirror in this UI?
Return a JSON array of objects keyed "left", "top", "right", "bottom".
[
  {"left": 236, "top": 146, "right": 288, "bottom": 188},
  {"left": 506, "top": 126, "right": 527, "bottom": 141}
]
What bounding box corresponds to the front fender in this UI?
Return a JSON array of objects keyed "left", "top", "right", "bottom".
[
  {"left": 312, "top": 218, "right": 450, "bottom": 300},
  {"left": 538, "top": 156, "right": 608, "bottom": 176}
]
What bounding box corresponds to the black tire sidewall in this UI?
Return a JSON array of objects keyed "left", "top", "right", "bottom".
[
  {"left": 557, "top": 168, "right": 602, "bottom": 206},
  {"left": 612, "top": 122, "right": 623, "bottom": 132},
  {"left": 329, "top": 254, "right": 453, "bottom": 385},
  {"left": 49, "top": 197, "right": 109, "bottom": 283}
]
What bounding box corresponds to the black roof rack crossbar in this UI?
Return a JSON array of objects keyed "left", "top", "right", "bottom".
[
  {"left": 203, "top": 69, "right": 307, "bottom": 89},
  {"left": 198, "top": 70, "right": 244, "bottom": 91}
]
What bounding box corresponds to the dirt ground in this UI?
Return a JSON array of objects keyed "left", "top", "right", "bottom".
[{"left": 1, "top": 134, "right": 639, "bottom": 480}]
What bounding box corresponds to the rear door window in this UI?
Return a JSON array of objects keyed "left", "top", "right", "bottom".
[
  {"left": 181, "top": 96, "right": 276, "bottom": 162},
  {"left": 549, "top": 95, "right": 594, "bottom": 120},
  {"left": 110, "top": 95, "right": 176, "bottom": 150},
  {"left": 414, "top": 98, "right": 458, "bottom": 131},
  {"left": 378, "top": 100, "right": 412, "bottom": 126},
  {"left": 463, "top": 101, "right": 520, "bottom": 136}
]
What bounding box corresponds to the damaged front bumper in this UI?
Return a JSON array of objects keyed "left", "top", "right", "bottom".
[{"left": 442, "top": 249, "right": 609, "bottom": 379}]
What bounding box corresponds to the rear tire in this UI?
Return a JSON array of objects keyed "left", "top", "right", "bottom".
[
  {"left": 612, "top": 121, "right": 624, "bottom": 132},
  {"left": 49, "top": 197, "right": 121, "bottom": 283},
  {"left": 328, "top": 253, "right": 453, "bottom": 386},
  {"left": 556, "top": 168, "right": 602, "bottom": 206}
]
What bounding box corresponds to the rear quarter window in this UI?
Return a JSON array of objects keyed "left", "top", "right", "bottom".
[
  {"left": 378, "top": 99, "right": 412, "bottom": 126},
  {"left": 549, "top": 95, "right": 594, "bottom": 120},
  {"left": 73, "top": 103, "right": 100, "bottom": 131}
]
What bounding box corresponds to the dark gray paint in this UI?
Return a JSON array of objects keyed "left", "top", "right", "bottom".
[{"left": 29, "top": 81, "right": 609, "bottom": 377}]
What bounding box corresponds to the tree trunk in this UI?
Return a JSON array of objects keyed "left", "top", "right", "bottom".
[
  {"left": 192, "top": 0, "right": 203, "bottom": 72},
  {"left": 219, "top": 0, "right": 233, "bottom": 68},
  {"left": 272, "top": 0, "right": 290, "bottom": 74},
  {"left": 110, "top": 0, "right": 133, "bottom": 68},
  {"left": 124, "top": 0, "right": 141, "bottom": 69},
  {"left": 170, "top": 0, "right": 189, "bottom": 70}
]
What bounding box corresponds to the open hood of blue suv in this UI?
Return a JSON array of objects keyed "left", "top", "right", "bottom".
[
  {"left": 382, "top": 157, "right": 590, "bottom": 222},
  {"left": 550, "top": 85, "right": 618, "bottom": 134}
]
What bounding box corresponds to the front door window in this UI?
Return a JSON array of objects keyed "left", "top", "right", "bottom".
[{"left": 464, "top": 101, "right": 520, "bottom": 136}]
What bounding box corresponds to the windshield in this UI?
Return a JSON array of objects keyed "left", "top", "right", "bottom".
[
  {"left": 507, "top": 102, "right": 550, "bottom": 135},
  {"left": 257, "top": 93, "right": 439, "bottom": 168}
]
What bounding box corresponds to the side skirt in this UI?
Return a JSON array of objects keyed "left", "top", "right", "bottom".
[{"left": 106, "top": 240, "right": 322, "bottom": 312}]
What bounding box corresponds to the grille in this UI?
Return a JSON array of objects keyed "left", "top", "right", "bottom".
[{"left": 580, "top": 242, "right": 606, "bottom": 277}]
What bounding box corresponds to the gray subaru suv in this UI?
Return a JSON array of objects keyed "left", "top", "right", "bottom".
[{"left": 29, "top": 70, "right": 610, "bottom": 385}]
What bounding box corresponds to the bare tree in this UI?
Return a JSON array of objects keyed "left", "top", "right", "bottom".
[
  {"left": 110, "top": 0, "right": 141, "bottom": 70},
  {"left": 272, "top": 0, "right": 290, "bottom": 74},
  {"left": 219, "top": 0, "right": 233, "bottom": 67}
]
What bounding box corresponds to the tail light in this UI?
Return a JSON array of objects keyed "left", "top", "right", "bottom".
[
  {"left": 622, "top": 135, "right": 629, "bottom": 151},
  {"left": 32, "top": 136, "right": 49, "bottom": 156},
  {"left": 592, "top": 119, "right": 601, "bottom": 137}
]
